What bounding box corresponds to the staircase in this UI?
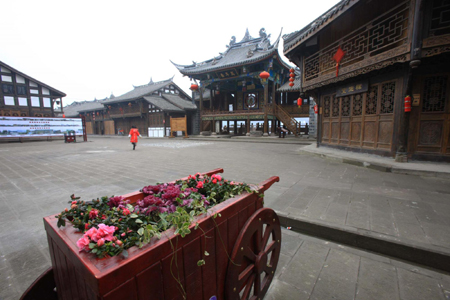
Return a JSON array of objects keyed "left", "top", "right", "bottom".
[
  {"left": 201, "top": 120, "right": 212, "bottom": 132},
  {"left": 272, "top": 104, "right": 299, "bottom": 136}
]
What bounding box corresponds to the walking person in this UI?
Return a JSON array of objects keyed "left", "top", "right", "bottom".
[{"left": 128, "top": 126, "right": 142, "bottom": 150}]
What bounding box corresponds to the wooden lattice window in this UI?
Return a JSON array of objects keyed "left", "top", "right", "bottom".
[
  {"left": 366, "top": 85, "right": 378, "bottom": 115},
  {"left": 332, "top": 96, "right": 340, "bottom": 117},
  {"left": 324, "top": 95, "right": 331, "bottom": 117},
  {"left": 341, "top": 96, "right": 350, "bottom": 116},
  {"left": 430, "top": 0, "right": 450, "bottom": 36},
  {"left": 352, "top": 94, "right": 363, "bottom": 116},
  {"left": 422, "top": 76, "right": 447, "bottom": 112},
  {"left": 380, "top": 81, "right": 395, "bottom": 114}
]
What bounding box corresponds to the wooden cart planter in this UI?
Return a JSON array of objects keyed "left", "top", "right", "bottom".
[{"left": 27, "top": 168, "right": 281, "bottom": 300}]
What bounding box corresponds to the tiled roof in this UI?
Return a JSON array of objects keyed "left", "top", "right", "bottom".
[
  {"left": 277, "top": 77, "right": 301, "bottom": 92},
  {"left": 102, "top": 78, "right": 173, "bottom": 104},
  {"left": 163, "top": 94, "right": 197, "bottom": 110},
  {"left": 63, "top": 99, "right": 106, "bottom": 117},
  {"left": 172, "top": 29, "right": 289, "bottom": 75},
  {"left": 143, "top": 96, "right": 183, "bottom": 112},
  {"left": 0, "top": 60, "right": 66, "bottom": 97},
  {"left": 283, "top": 0, "right": 357, "bottom": 54}
]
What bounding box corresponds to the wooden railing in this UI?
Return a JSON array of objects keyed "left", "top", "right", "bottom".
[
  {"left": 304, "top": 1, "right": 410, "bottom": 81},
  {"left": 202, "top": 108, "right": 264, "bottom": 116}
]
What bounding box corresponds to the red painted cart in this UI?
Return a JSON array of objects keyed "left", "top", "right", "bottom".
[{"left": 21, "top": 168, "right": 281, "bottom": 300}]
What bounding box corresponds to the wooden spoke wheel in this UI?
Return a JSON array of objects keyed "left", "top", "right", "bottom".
[{"left": 226, "top": 208, "right": 281, "bottom": 300}]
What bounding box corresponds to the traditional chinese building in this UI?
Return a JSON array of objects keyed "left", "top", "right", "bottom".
[
  {"left": 283, "top": 0, "right": 450, "bottom": 162},
  {"left": 172, "top": 28, "right": 306, "bottom": 136},
  {"left": 0, "top": 61, "right": 66, "bottom": 118},
  {"left": 77, "top": 78, "right": 196, "bottom": 137}
]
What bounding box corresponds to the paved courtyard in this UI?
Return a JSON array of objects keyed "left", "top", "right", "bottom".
[{"left": 1, "top": 136, "right": 450, "bottom": 299}]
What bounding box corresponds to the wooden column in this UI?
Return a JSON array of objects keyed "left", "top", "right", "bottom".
[
  {"left": 247, "top": 116, "right": 250, "bottom": 136},
  {"left": 263, "top": 82, "right": 269, "bottom": 136}
]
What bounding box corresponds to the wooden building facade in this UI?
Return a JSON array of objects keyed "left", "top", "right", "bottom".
[
  {"left": 283, "top": 0, "right": 450, "bottom": 162},
  {"left": 172, "top": 29, "right": 308, "bottom": 136},
  {"left": 0, "top": 61, "right": 66, "bottom": 118},
  {"left": 66, "top": 78, "right": 197, "bottom": 137}
]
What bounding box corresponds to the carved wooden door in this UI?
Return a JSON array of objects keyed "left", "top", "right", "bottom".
[
  {"left": 321, "top": 80, "right": 398, "bottom": 152},
  {"left": 412, "top": 75, "right": 450, "bottom": 156}
]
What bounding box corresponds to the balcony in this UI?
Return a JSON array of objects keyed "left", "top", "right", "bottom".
[{"left": 303, "top": 1, "right": 410, "bottom": 91}]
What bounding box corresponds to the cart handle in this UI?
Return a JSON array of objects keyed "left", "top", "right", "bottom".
[
  {"left": 202, "top": 168, "right": 224, "bottom": 177},
  {"left": 258, "top": 176, "right": 280, "bottom": 193}
]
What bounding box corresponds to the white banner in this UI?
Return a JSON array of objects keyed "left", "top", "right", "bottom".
[{"left": 0, "top": 116, "right": 83, "bottom": 138}]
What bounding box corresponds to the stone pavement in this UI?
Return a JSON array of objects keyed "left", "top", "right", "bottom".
[
  {"left": 0, "top": 136, "right": 449, "bottom": 299},
  {"left": 266, "top": 229, "right": 450, "bottom": 300}
]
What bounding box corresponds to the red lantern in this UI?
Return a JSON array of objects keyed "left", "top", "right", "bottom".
[
  {"left": 289, "top": 68, "right": 294, "bottom": 73},
  {"left": 404, "top": 95, "right": 411, "bottom": 112},
  {"left": 289, "top": 82, "right": 294, "bottom": 87},
  {"left": 97, "top": 112, "right": 99, "bottom": 116},
  {"left": 259, "top": 71, "right": 270, "bottom": 79},
  {"left": 128, "top": 102, "right": 132, "bottom": 107},
  {"left": 297, "top": 98, "right": 302, "bottom": 107},
  {"left": 289, "top": 73, "right": 295, "bottom": 78},
  {"left": 62, "top": 114, "right": 66, "bottom": 118},
  {"left": 314, "top": 105, "right": 318, "bottom": 114},
  {"left": 289, "top": 77, "right": 295, "bottom": 82},
  {"left": 190, "top": 84, "right": 199, "bottom": 91},
  {"left": 79, "top": 114, "right": 82, "bottom": 117}
]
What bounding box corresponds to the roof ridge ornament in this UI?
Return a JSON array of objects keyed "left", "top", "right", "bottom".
[
  {"left": 240, "top": 28, "right": 252, "bottom": 43},
  {"left": 149, "top": 77, "right": 153, "bottom": 84},
  {"left": 259, "top": 28, "right": 267, "bottom": 39},
  {"left": 226, "top": 36, "right": 236, "bottom": 48}
]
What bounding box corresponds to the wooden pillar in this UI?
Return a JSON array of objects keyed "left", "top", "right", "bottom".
[
  {"left": 199, "top": 87, "right": 204, "bottom": 132},
  {"left": 263, "top": 82, "right": 269, "bottom": 136},
  {"left": 234, "top": 120, "right": 237, "bottom": 135},
  {"left": 247, "top": 116, "right": 250, "bottom": 136}
]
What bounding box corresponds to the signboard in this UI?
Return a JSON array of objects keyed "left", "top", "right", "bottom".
[
  {"left": 0, "top": 116, "right": 83, "bottom": 138},
  {"left": 216, "top": 68, "right": 239, "bottom": 79},
  {"left": 169, "top": 116, "right": 188, "bottom": 138},
  {"left": 336, "top": 81, "right": 369, "bottom": 97}
]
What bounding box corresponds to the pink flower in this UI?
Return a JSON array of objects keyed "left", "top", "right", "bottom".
[
  {"left": 97, "top": 238, "right": 105, "bottom": 247},
  {"left": 85, "top": 227, "right": 98, "bottom": 241},
  {"left": 212, "top": 174, "right": 222, "bottom": 181},
  {"left": 89, "top": 209, "right": 99, "bottom": 219},
  {"left": 71, "top": 201, "right": 77, "bottom": 205},
  {"left": 121, "top": 233, "right": 126, "bottom": 237},
  {"left": 212, "top": 179, "right": 217, "bottom": 184},
  {"left": 117, "top": 240, "right": 123, "bottom": 246},
  {"left": 122, "top": 208, "right": 130, "bottom": 216},
  {"left": 97, "top": 224, "right": 116, "bottom": 241},
  {"left": 197, "top": 181, "right": 204, "bottom": 188},
  {"left": 77, "top": 236, "right": 90, "bottom": 252}
]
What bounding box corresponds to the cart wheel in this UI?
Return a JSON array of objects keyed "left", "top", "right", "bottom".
[{"left": 226, "top": 208, "right": 281, "bottom": 300}]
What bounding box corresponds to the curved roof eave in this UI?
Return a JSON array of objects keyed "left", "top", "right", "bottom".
[{"left": 283, "top": 0, "right": 358, "bottom": 55}]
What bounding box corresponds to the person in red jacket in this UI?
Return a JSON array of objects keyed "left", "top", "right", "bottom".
[{"left": 128, "top": 126, "right": 142, "bottom": 150}]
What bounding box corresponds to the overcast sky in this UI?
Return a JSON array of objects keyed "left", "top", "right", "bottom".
[{"left": 1, "top": 0, "right": 341, "bottom": 107}]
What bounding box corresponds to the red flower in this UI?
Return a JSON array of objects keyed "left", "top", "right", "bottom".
[
  {"left": 89, "top": 209, "right": 99, "bottom": 219},
  {"left": 122, "top": 208, "right": 130, "bottom": 216},
  {"left": 196, "top": 181, "right": 204, "bottom": 188},
  {"left": 85, "top": 223, "right": 89, "bottom": 230},
  {"left": 102, "top": 215, "right": 107, "bottom": 220},
  {"left": 212, "top": 179, "right": 217, "bottom": 184}
]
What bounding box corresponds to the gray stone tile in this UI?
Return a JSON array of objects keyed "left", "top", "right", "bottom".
[
  {"left": 279, "top": 241, "right": 329, "bottom": 297},
  {"left": 355, "top": 257, "right": 399, "bottom": 300},
  {"left": 265, "top": 278, "right": 308, "bottom": 300},
  {"left": 309, "top": 248, "right": 359, "bottom": 300},
  {"left": 397, "top": 268, "right": 446, "bottom": 300}
]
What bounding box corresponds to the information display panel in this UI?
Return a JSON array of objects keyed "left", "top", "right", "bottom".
[{"left": 0, "top": 116, "right": 83, "bottom": 138}]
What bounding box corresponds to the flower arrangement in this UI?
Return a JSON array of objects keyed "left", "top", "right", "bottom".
[{"left": 56, "top": 173, "right": 251, "bottom": 258}]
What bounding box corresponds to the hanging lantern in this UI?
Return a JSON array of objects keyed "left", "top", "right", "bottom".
[
  {"left": 259, "top": 71, "right": 270, "bottom": 79},
  {"left": 190, "top": 84, "right": 199, "bottom": 91},
  {"left": 314, "top": 105, "right": 318, "bottom": 114},
  {"left": 62, "top": 114, "right": 66, "bottom": 118},
  {"left": 215, "top": 90, "right": 220, "bottom": 95},
  {"left": 289, "top": 68, "right": 296, "bottom": 88},
  {"left": 128, "top": 102, "right": 132, "bottom": 107},
  {"left": 404, "top": 95, "right": 412, "bottom": 112},
  {"left": 297, "top": 98, "right": 303, "bottom": 108}
]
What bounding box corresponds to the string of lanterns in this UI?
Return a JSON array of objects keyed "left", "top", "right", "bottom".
[{"left": 289, "top": 68, "right": 295, "bottom": 88}]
